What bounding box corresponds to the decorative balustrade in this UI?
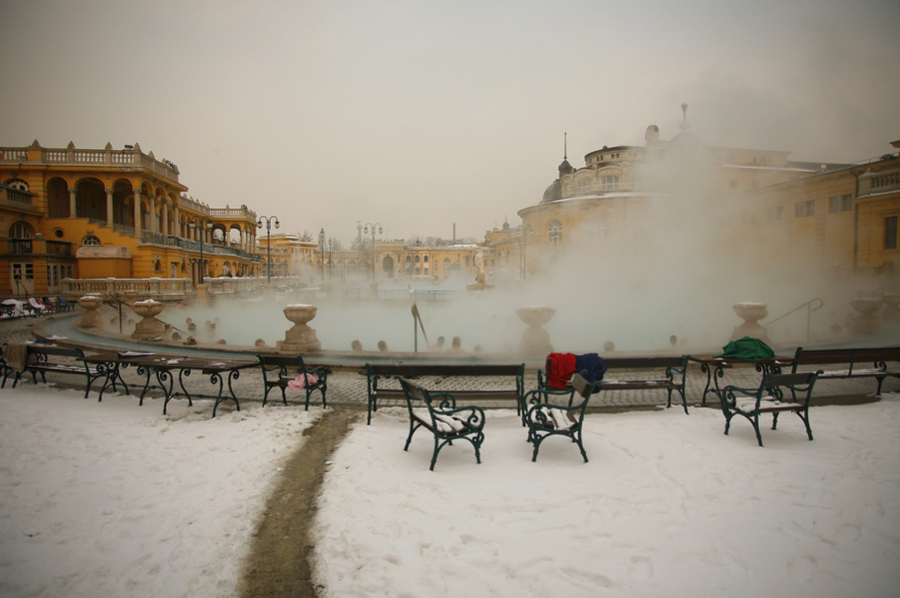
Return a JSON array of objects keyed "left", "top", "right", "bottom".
[
  {"left": 209, "top": 205, "right": 258, "bottom": 220},
  {"left": 139, "top": 232, "right": 256, "bottom": 259},
  {"left": 0, "top": 145, "right": 179, "bottom": 183},
  {"left": 178, "top": 195, "right": 210, "bottom": 214},
  {"left": 871, "top": 170, "right": 900, "bottom": 191},
  {"left": 9, "top": 239, "right": 32, "bottom": 254},
  {"left": 46, "top": 241, "right": 72, "bottom": 256},
  {"left": 2, "top": 187, "right": 34, "bottom": 205},
  {"left": 860, "top": 168, "right": 900, "bottom": 197},
  {"left": 59, "top": 276, "right": 294, "bottom": 300},
  {"left": 1, "top": 149, "right": 27, "bottom": 161},
  {"left": 62, "top": 278, "right": 193, "bottom": 300}
]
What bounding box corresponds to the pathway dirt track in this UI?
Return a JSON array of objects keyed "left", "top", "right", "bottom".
[{"left": 238, "top": 407, "right": 362, "bottom": 598}]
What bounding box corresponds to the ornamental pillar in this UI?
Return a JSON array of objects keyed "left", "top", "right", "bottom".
[
  {"left": 105, "top": 188, "right": 114, "bottom": 227},
  {"left": 147, "top": 194, "right": 157, "bottom": 233},
  {"left": 69, "top": 188, "right": 77, "bottom": 217},
  {"left": 159, "top": 198, "right": 168, "bottom": 236},
  {"left": 133, "top": 188, "right": 142, "bottom": 237}
]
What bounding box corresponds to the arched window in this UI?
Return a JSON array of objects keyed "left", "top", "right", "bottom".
[
  {"left": 577, "top": 179, "right": 591, "bottom": 194},
  {"left": 9, "top": 221, "right": 32, "bottom": 239},
  {"left": 82, "top": 235, "right": 101, "bottom": 246},
  {"left": 548, "top": 220, "right": 562, "bottom": 243},
  {"left": 601, "top": 175, "right": 619, "bottom": 191},
  {"left": 588, "top": 217, "right": 610, "bottom": 240},
  {"left": 4, "top": 178, "right": 29, "bottom": 192}
]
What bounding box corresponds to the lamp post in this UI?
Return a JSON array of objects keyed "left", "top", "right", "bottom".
[
  {"left": 190, "top": 217, "right": 213, "bottom": 285},
  {"left": 257, "top": 215, "right": 280, "bottom": 284},
  {"left": 363, "top": 222, "right": 382, "bottom": 282},
  {"left": 328, "top": 237, "right": 334, "bottom": 281},
  {"left": 318, "top": 228, "right": 325, "bottom": 283}
]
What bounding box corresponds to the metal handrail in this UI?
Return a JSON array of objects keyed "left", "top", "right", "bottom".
[{"left": 761, "top": 298, "right": 824, "bottom": 342}]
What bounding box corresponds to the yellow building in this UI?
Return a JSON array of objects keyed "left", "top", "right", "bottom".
[
  {"left": 0, "top": 141, "right": 263, "bottom": 298},
  {"left": 515, "top": 110, "right": 897, "bottom": 282},
  {"left": 258, "top": 233, "right": 317, "bottom": 281},
  {"left": 729, "top": 145, "right": 900, "bottom": 271}
]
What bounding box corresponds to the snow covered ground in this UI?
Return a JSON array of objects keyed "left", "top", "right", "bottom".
[
  {"left": 1, "top": 385, "right": 899, "bottom": 598},
  {"left": 314, "top": 399, "right": 900, "bottom": 598},
  {"left": 0, "top": 387, "right": 317, "bottom": 597}
]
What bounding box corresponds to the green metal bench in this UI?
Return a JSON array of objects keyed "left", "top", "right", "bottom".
[
  {"left": 784, "top": 346, "right": 900, "bottom": 397},
  {"left": 523, "top": 373, "right": 597, "bottom": 463},
  {"left": 257, "top": 354, "right": 331, "bottom": 410},
  {"left": 720, "top": 371, "right": 822, "bottom": 447},
  {"left": 365, "top": 362, "right": 525, "bottom": 425},
  {"left": 397, "top": 376, "right": 486, "bottom": 472},
  {"left": 12, "top": 344, "right": 117, "bottom": 400},
  {"left": 539, "top": 355, "right": 691, "bottom": 414}
]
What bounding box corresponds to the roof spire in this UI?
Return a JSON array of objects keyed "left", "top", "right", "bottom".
[
  {"left": 680, "top": 103, "right": 690, "bottom": 131},
  {"left": 564, "top": 132, "right": 567, "bottom": 160}
]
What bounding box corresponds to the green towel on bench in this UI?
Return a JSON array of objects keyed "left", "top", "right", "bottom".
[{"left": 715, "top": 336, "right": 775, "bottom": 361}]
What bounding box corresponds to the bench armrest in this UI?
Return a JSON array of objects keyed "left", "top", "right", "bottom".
[
  {"left": 523, "top": 387, "right": 579, "bottom": 408},
  {"left": 303, "top": 365, "right": 331, "bottom": 377},
  {"left": 428, "top": 392, "right": 457, "bottom": 410},
  {"left": 434, "top": 405, "right": 486, "bottom": 432}
]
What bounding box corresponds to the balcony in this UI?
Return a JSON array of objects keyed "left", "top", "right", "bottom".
[
  {"left": 140, "top": 232, "right": 256, "bottom": 260},
  {"left": 858, "top": 168, "right": 900, "bottom": 199},
  {"left": 0, "top": 143, "right": 180, "bottom": 184}
]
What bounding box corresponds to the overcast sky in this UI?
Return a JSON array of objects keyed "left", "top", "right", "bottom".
[{"left": 1, "top": 0, "right": 898, "bottom": 247}]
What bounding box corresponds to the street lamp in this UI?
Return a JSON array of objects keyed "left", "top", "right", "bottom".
[
  {"left": 363, "top": 222, "right": 382, "bottom": 282},
  {"left": 328, "top": 237, "right": 334, "bottom": 281},
  {"left": 257, "top": 215, "right": 280, "bottom": 284},
  {"left": 318, "top": 228, "right": 325, "bottom": 283},
  {"left": 190, "top": 217, "right": 213, "bottom": 285}
]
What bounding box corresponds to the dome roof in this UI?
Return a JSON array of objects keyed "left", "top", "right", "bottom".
[{"left": 541, "top": 179, "right": 561, "bottom": 204}]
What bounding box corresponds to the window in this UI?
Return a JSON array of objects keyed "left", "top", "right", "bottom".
[
  {"left": 831, "top": 194, "right": 853, "bottom": 213},
  {"left": 577, "top": 179, "right": 591, "bottom": 194},
  {"left": 12, "top": 263, "right": 34, "bottom": 281},
  {"left": 82, "top": 235, "right": 101, "bottom": 246},
  {"left": 795, "top": 200, "right": 816, "bottom": 218},
  {"left": 588, "top": 217, "right": 610, "bottom": 239},
  {"left": 601, "top": 176, "right": 619, "bottom": 191},
  {"left": 4, "top": 178, "right": 29, "bottom": 192},
  {"left": 886, "top": 216, "right": 898, "bottom": 250},
  {"left": 548, "top": 220, "right": 562, "bottom": 243},
  {"left": 766, "top": 206, "right": 784, "bottom": 221},
  {"left": 9, "top": 221, "right": 31, "bottom": 239}
]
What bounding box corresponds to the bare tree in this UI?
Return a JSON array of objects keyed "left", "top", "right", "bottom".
[{"left": 350, "top": 236, "right": 371, "bottom": 252}]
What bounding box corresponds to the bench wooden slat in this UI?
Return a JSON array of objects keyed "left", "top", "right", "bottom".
[
  {"left": 791, "top": 346, "right": 900, "bottom": 396},
  {"left": 257, "top": 354, "right": 331, "bottom": 411},
  {"left": 721, "top": 371, "right": 821, "bottom": 446},
  {"left": 539, "top": 354, "right": 691, "bottom": 414},
  {"left": 11, "top": 344, "right": 111, "bottom": 400},
  {"left": 366, "top": 362, "right": 525, "bottom": 425}
]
